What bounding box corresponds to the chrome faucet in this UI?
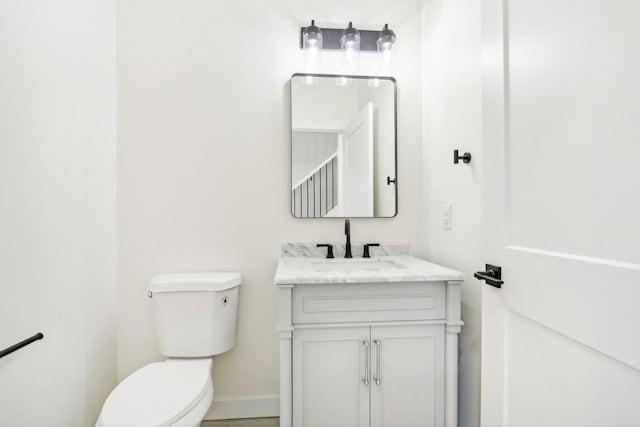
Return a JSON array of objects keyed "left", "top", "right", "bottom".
[{"left": 344, "top": 219, "right": 352, "bottom": 258}]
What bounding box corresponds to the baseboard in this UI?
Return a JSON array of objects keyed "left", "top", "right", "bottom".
[{"left": 204, "top": 395, "right": 280, "bottom": 420}]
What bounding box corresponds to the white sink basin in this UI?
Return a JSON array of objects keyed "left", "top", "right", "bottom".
[{"left": 312, "top": 259, "right": 405, "bottom": 273}]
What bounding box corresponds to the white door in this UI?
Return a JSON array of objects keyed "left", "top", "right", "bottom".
[
  {"left": 293, "top": 326, "right": 370, "bottom": 427},
  {"left": 341, "top": 103, "right": 374, "bottom": 217},
  {"left": 370, "top": 325, "right": 445, "bottom": 427},
  {"left": 481, "top": 1, "right": 640, "bottom": 426}
]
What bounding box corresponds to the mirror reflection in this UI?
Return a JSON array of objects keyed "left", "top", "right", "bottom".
[{"left": 291, "top": 74, "right": 397, "bottom": 218}]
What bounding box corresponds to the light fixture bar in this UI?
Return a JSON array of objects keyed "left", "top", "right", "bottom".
[{"left": 299, "top": 26, "right": 381, "bottom": 51}]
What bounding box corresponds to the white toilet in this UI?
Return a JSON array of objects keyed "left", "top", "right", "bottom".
[{"left": 96, "top": 272, "right": 241, "bottom": 427}]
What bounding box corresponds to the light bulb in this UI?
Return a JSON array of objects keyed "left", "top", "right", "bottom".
[
  {"left": 305, "top": 44, "right": 319, "bottom": 66},
  {"left": 380, "top": 42, "right": 392, "bottom": 63},
  {"left": 344, "top": 43, "right": 358, "bottom": 63}
]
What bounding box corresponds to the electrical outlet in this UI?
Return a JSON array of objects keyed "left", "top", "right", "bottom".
[{"left": 442, "top": 203, "right": 452, "bottom": 230}]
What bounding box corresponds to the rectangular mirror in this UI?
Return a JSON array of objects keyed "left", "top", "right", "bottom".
[{"left": 291, "top": 74, "right": 397, "bottom": 218}]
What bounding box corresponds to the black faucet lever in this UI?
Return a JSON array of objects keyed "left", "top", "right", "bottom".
[
  {"left": 363, "top": 243, "right": 380, "bottom": 258},
  {"left": 344, "top": 219, "right": 352, "bottom": 258},
  {"left": 317, "top": 244, "right": 334, "bottom": 259}
]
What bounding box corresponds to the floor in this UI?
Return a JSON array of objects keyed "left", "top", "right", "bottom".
[{"left": 201, "top": 418, "right": 279, "bottom": 427}]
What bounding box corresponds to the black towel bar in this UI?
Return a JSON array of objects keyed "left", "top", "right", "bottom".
[{"left": 0, "top": 332, "right": 44, "bottom": 359}]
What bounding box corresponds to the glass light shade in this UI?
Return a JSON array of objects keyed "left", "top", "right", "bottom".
[
  {"left": 377, "top": 24, "right": 396, "bottom": 71},
  {"left": 341, "top": 22, "right": 360, "bottom": 67},
  {"left": 303, "top": 20, "right": 323, "bottom": 67}
]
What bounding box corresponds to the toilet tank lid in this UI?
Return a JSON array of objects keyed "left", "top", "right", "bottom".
[{"left": 150, "top": 272, "right": 241, "bottom": 293}]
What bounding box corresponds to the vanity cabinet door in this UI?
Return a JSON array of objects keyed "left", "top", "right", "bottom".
[
  {"left": 370, "top": 325, "right": 445, "bottom": 427},
  {"left": 293, "top": 326, "right": 370, "bottom": 427}
]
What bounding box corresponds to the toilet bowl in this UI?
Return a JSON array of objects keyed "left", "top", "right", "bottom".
[
  {"left": 96, "top": 272, "right": 241, "bottom": 427},
  {"left": 96, "top": 359, "right": 213, "bottom": 427}
]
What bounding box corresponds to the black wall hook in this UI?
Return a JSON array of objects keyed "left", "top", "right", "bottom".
[{"left": 454, "top": 150, "right": 472, "bottom": 164}]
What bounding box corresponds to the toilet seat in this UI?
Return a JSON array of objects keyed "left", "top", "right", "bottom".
[{"left": 97, "top": 358, "right": 213, "bottom": 427}]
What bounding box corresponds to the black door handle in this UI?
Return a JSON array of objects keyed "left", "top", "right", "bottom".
[{"left": 474, "top": 264, "right": 503, "bottom": 288}]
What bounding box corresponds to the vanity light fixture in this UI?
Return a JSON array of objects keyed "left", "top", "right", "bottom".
[
  {"left": 341, "top": 22, "right": 361, "bottom": 67},
  {"left": 302, "top": 19, "right": 323, "bottom": 68},
  {"left": 299, "top": 22, "right": 398, "bottom": 66}
]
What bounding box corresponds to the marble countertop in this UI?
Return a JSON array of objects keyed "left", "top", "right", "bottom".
[{"left": 274, "top": 243, "right": 464, "bottom": 285}]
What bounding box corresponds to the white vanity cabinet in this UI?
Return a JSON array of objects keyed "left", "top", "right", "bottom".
[{"left": 276, "top": 275, "right": 463, "bottom": 427}]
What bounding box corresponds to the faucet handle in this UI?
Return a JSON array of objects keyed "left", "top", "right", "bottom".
[
  {"left": 316, "top": 244, "right": 335, "bottom": 259},
  {"left": 363, "top": 243, "right": 380, "bottom": 258}
]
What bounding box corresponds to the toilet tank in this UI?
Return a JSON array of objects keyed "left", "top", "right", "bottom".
[{"left": 149, "top": 272, "right": 241, "bottom": 357}]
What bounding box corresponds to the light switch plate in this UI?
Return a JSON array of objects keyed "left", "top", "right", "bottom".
[{"left": 442, "top": 203, "right": 452, "bottom": 230}]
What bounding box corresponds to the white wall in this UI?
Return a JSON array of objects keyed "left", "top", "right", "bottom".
[
  {"left": 422, "top": 1, "right": 483, "bottom": 426},
  {"left": 0, "top": 1, "right": 117, "bottom": 426},
  {"left": 117, "top": 0, "right": 425, "bottom": 418}
]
